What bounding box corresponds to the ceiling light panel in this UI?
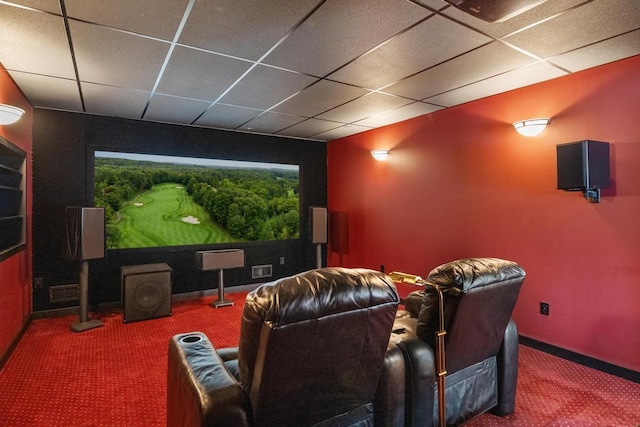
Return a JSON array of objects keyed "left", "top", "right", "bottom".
[
  {"left": 178, "top": 0, "right": 320, "bottom": 61},
  {"left": 329, "top": 14, "right": 492, "bottom": 89},
  {"left": 0, "top": 5, "right": 76, "bottom": 79},
  {"left": 69, "top": 20, "right": 170, "bottom": 91},
  {"left": 65, "top": 0, "right": 190, "bottom": 40},
  {"left": 264, "top": 0, "right": 431, "bottom": 77}
]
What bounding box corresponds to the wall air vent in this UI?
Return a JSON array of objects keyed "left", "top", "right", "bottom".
[
  {"left": 50, "top": 283, "right": 80, "bottom": 303},
  {"left": 444, "top": 0, "right": 548, "bottom": 23},
  {"left": 252, "top": 264, "right": 273, "bottom": 279}
]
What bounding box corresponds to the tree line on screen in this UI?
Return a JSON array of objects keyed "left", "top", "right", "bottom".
[{"left": 94, "top": 157, "right": 300, "bottom": 242}]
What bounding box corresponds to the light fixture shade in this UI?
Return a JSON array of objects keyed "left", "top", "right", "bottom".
[
  {"left": 513, "top": 118, "right": 549, "bottom": 137},
  {"left": 371, "top": 149, "right": 389, "bottom": 161},
  {"left": 0, "top": 104, "right": 25, "bottom": 125}
]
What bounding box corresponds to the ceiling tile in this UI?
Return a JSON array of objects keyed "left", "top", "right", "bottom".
[
  {"left": 354, "top": 102, "right": 443, "bottom": 127},
  {"left": 8, "top": 71, "right": 82, "bottom": 111},
  {"left": 3, "top": 0, "right": 60, "bottom": 14},
  {"left": 69, "top": 20, "right": 170, "bottom": 91},
  {"left": 156, "top": 46, "right": 252, "bottom": 101},
  {"left": 219, "top": 65, "right": 318, "bottom": 110},
  {"left": 264, "top": 0, "right": 432, "bottom": 77},
  {"left": 385, "top": 41, "right": 538, "bottom": 100},
  {"left": 317, "top": 92, "right": 412, "bottom": 123},
  {"left": 547, "top": 30, "right": 640, "bottom": 73},
  {"left": 238, "top": 111, "right": 306, "bottom": 134},
  {"left": 314, "top": 124, "right": 373, "bottom": 141},
  {"left": 273, "top": 80, "right": 369, "bottom": 117},
  {"left": 329, "top": 15, "right": 492, "bottom": 89},
  {"left": 144, "top": 94, "right": 210, "bottom": 124},
  {"left": 277, "top": 118, "right": 343, "bottom": 139},
  {"left": 82, "top": 83, "right": 149, "bottom": 120},
  {"left": 425, "top": 61, "right": 566, "bottom": 107},
  {"left": 503, "top": 0, "right": 640, "bottom": 60},
  {"left": 65, "top": 0, "right": 189, "bottom": 40},
  {"left": 193, "top": 104, "right": 262, "bottom": 129},
  {"left": 0, "top": 5, "right": 75, "bottom": 78},
  {"left": 178, "top": 0, "right": 319, "bottom": 60}
]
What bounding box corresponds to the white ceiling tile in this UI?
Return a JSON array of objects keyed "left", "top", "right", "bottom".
[
  {"left": 65, "top": 0, "right": 189, "bottom": 40},
  {"left": 3, "top": 0, "right": 60, "bottom": 13},
  {"left": 264, "top": 0, "right": 432, "bottom": 76},
  {"left": 0, "top": 5, "right": 75, "bottom": 78},
  {"left": 547, "top": 30, "right": 640, "bottom": 73},
  {"left": 156, "top": 46, "right": 252, "bottom": 101},
  {"left": 273, "top": 80, "right": 369, "bottom": 117},
  {"left": 82, "top": 83, "right": 149, "bottom": 120},
  {"left": 193, "top": 104, "right": 262, "bottom": 129},
  {"left": 314, "top": 124, "right": 373, "bottom": 141},
  {"left": 425, "top": 61, "right": 567, "bottom": 107},
  {"left": 354, "top": 102, "right": 443, "bottom": 127},
  {"left": 220, "top": 65, "right": 318, "bottom": 110},
  {"left": 385, "top": 41, "right": 538, "bottom": 100},
  {"left": 317, "top": 92, "right": 412, "bottom": 123},
  {"left": 8, "top": 71, "right": 82, "bottom": 111},
  {"left": 70, "top": 21, "right": 170, "bottom": 91},
  {"left": 144, "top": 94, "right": 210, "bottom": 124},
  {"left": 277, "top": 118, "right": 344, "bottom": 139},
  {"left": 504, "top": 0, "right": 640, "bottom": 59},
  {"left": 179, "top": 0, "right": 319, "bottom": 60},
  {"left": 238, "top": 111, "right": 306, "bottom": 134},
  {"left": 329, "top": 15, "right": 492, "bottom": 89}
]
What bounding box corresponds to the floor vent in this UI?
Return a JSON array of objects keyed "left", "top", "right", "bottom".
[
  {"left": 252, "top": 264, "right": 273, "bottom": 279},
  {"left": 50, "top": 283, "right": 80, "bottom": 303}
]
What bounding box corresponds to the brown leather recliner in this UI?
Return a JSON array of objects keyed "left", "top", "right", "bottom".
[
  {"left": 167, "top": 267, "right": 405, "bottom": 427},
  {"left": 392, "top": 258, "right": 526, "bottom": 426}
]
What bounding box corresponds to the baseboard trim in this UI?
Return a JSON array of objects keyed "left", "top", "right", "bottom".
[{"left": 519, "top": 335, "right": 639, "bottom": 384}]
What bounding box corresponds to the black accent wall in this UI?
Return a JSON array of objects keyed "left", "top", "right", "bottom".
[{"left": 32, "top": 109, "right": 327, "bottom": 312}]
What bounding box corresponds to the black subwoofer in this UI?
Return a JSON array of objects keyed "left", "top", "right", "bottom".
[{"left": 121, "top": 263, "right": 172, "bottom": 323}]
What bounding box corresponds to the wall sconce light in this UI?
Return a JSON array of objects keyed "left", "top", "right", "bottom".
[
  {"left": 0, "top": 104, "right": 25, "bottom": 125},
  {"left": 371, "top": 149, "right": 390, "bottom": 161},
  {"left": 513, "top": 118, "right": 550, "bottom": 137}
]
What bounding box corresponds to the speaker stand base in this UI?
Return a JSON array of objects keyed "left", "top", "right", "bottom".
[
  {"left": 71, "top": 319, "right": 104, "bottom": 333},
  {"left": 212, "top": 299, "right": 234, "bottom": 308}
]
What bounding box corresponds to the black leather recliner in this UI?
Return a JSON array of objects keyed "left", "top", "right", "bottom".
[
  {"left": 392, "top": 258, "right": 526, "bottom": 426},
  {"left": 167, "top": 267, "right": 405, "bottom": 427}
]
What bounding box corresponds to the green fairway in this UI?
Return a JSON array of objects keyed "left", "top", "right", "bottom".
[{"left": 113, "top": 182, "right": 236, "bottom": 248}]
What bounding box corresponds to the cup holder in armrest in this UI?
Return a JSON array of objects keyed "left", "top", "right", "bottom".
[{"left": 179, "top": 333, "right": 204, "bottom": 344}]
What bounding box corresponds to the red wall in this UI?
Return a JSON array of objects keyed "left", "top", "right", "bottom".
[
  {"left": 327, "top": 55, "right": 640, "bottom": 372},
  {"left": 0, "top": 64, "right": 32, "bottom": 361}
]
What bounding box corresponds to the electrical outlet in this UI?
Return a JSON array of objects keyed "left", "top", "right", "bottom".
[
  {"left": 34, "top": 277, "right": 43, "bottom": 288},
  {"left": 279, "top": 257, "right": 285, "bottom": 265},
  {"left": 540, "top": 302, "right": 550, "bottom": 316}
]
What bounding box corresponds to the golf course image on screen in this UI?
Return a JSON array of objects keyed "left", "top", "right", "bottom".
[{"left": 94, "top": 152, "right": 300, "bottom": 249}]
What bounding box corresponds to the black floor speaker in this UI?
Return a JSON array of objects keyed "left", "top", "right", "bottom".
[{"left": 121, "top": 263, "right": 172, "bottom": 323}]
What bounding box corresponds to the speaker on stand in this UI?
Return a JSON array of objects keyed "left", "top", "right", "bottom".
[
  {"left": 310, "top": 207, "right": 327, "bottom": 269},
  {"left": 64, "top": 207, "right": 105, "bottom": 333}
]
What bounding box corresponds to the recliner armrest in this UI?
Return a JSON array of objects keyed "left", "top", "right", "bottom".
[
  {"left": 168, "top": 332, "right": 251, "bottom": 427},
  {"left": 491, "top": 319, "right": 519, "bottom": 416}
]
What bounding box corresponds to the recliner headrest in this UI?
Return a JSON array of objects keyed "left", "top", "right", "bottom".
[{"left": 427, "top": 258, "right": 526, "bottom": 292}]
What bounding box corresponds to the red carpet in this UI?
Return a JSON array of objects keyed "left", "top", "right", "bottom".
[{"left": 1, "top": 290, "right": 639, "bottom": 426}]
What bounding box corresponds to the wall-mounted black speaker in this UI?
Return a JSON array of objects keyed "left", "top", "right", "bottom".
[
  {"left": 121, "top": 263, "right": 172, "bottom": 323},
  {"left": 557, "top": 140, "right": 610, "bottom": 191},
  {"left": 310, "top": 207, "right": 328, "bottom": 244},
  {"left": 64, "top": 207, "right": 105, "bottom": 261}
]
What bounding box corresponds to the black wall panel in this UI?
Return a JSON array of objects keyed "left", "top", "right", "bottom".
[{"left": 32, "top": 110, "right": 327, "bottom": 311}]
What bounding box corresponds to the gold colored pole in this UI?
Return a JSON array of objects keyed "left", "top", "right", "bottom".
[{"left": 389, "top": 271, "right": 447, "bottom": 427}]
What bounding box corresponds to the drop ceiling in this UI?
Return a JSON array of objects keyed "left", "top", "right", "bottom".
[{"left": 1, "top": 0, "right": 638, "bottom": 141}]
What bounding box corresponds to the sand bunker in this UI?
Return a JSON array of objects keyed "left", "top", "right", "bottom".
[
  {"left": 182, "top": 215, "right": 200, "bottom": 224},
  {"left": 134, "top": 202, "right": 143, "bottom": 206}
]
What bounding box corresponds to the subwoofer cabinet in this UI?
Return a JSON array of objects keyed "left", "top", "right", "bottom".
[{"left": 121, "top": 263, "right": 172, "bottom": 323}]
